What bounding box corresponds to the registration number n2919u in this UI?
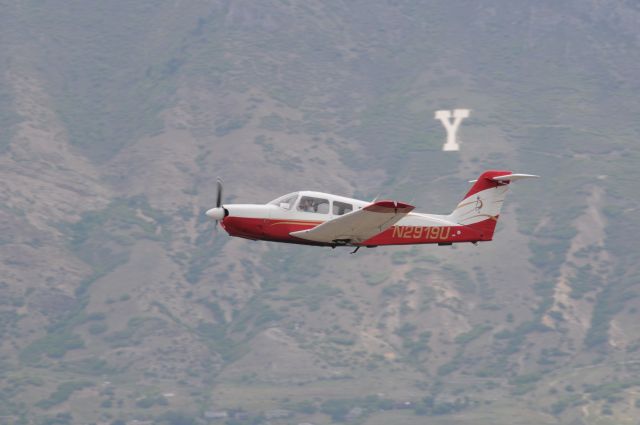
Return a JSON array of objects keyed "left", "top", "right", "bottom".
[{"left": 392, "top": 226, "right": 451, "bottom": 240}]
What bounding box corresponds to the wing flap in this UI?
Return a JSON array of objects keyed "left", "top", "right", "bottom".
[{"left": 290, "top": 200, "right": 414, "bottom": 244}]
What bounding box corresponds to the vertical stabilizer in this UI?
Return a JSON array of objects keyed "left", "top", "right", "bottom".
[
  {"left": 447, "top": 171, "right": 539, "bottom": 241},
  {"left": 447, "top": 170, "right": 512, "bottom": 241}
]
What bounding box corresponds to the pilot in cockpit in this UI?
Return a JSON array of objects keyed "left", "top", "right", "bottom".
[
  {"left": 298, "top": 198, "right": 311, "bottom": 212},
  {"left": 298, "top": 198, "right": 313, "bottom": 212}
]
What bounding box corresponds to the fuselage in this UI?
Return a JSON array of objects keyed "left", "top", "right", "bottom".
[{"left": 220, "top": 191, "right": 490, "bottom": 247}]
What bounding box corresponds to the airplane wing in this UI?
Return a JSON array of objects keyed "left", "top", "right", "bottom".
[{"left": 290, "top": 200, "right": 414, "bottom": 244}]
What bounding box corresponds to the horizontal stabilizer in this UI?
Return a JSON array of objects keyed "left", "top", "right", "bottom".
[{"left": 469, "top": 173, "right": 539, "bottom": 183}]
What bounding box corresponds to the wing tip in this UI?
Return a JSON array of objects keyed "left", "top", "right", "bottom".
[{"left": 364, "top": 200, "right": 415, "bottom": 213}]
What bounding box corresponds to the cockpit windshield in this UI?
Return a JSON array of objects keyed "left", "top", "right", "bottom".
[{"left": 268, "top": 192, "right": 299, "bottom": 210}]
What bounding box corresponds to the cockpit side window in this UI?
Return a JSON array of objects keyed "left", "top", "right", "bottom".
[
  {"left": 269, "top": 193, "right": 298, "bottom": 210},
  {"left": 280, "top": 194, "right": 298, "bottom": 210},
  {"left": 297, "top": 196, "right": 329, "bottom": 214},
  {"left": 332, "top": 201, "right": 353, "bottom": 216}
]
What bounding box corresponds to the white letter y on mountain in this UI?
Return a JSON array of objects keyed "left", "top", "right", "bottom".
[{"left": 435, "top": 109, "right": 470, "bottom": 151}]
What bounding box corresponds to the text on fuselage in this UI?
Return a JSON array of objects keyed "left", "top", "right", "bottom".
[{"left": 392, "top": 226, "right": 451, "bottom": 240}]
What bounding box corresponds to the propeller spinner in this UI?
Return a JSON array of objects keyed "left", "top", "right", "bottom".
[{"left": 206, "top": 178, "right": 228, "bottom": 222}]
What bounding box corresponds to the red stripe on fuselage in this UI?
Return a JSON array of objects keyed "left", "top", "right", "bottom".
[
  {"left": 222, "top": 216, "right": 326, "bottom": 244},
  {"left": 362, "top": 222, "right": 486, "bottom": 246},
  {"left": 222, "top": 216, "right": 498, "bottom": 246}
]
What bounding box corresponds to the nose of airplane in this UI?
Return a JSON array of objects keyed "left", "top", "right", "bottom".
[{"left": 206, "top": 207, "right": 226, "bottom": 221}]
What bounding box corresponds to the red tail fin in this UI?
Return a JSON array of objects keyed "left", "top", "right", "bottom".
[{"left": 448, "top": 170, "right": 538, "bottom": 241}]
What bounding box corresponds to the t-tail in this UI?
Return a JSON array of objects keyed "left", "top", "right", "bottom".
[{"left": 447, "top": 170, "right": 539, "bottom": 241}]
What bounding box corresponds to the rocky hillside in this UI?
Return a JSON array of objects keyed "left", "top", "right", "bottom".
[{"left": 1, "top": 1, "right": 639, "bottom": 424}]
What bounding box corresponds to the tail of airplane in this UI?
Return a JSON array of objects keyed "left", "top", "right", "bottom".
[{"left": 447, "top": 170, "right": 538, "bottom": 241}]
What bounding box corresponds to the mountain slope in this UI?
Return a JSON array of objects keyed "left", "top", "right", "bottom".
[{"left": 1, "top": 1, "right": 639, "bottom": 423}]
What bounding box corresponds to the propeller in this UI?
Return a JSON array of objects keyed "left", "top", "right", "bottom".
[
  {"left": 216, "top": 178, "right": 223, "bottom": 209},
  {"left": 206, "top": 178, "right": 228, "bottom": 224}
]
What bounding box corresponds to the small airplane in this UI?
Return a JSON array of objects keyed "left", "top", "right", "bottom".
[{"left": 206, "top": 170, "right": 538, "bottom": 253}]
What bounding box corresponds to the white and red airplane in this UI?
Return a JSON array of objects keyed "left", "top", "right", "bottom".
[{"left": 206, "top": 170, "right": 538, "bottom": 253}]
